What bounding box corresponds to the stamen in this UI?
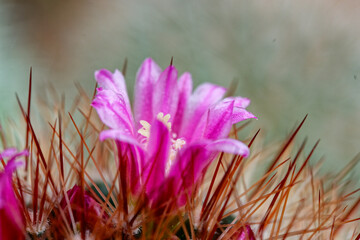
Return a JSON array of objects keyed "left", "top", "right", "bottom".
[
  {"left": 157, "top": 112, "right": 172, "bottom": 130},
  {"left": 138, "top": 120, "right": 151, "bottom": 138},
  {"left": 167, "top": 138, "right": 186, "bottom": 174},
  {"left": 172, "top": 138, "right": 186, "bottom": 151},
  {"left": 138, "top": 112, "right": 187, "bottom": 174}
]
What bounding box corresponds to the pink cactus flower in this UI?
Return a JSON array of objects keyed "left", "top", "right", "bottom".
[
  {"left": 0, "top": 148, "right": 28, "bottom": 240},
  {"left": 92, "top": 58, "right": 256, "bottom": 209}
]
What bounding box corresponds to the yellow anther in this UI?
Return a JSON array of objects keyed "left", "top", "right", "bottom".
[
  {"left": 172, "top": 138, "right": 186, "bottom": 150},
  {"left": 138, "top": 120, "right": 151, "bottom": 138},
  {"left": 167, "top": 138, "right": 186, "bottom": 174},
  {"left": 156, "top": 112, "right": 172, "bottom": 130}
]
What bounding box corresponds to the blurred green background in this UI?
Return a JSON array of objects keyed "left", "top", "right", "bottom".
[{"left": 1, "top": 0, "right": 360, "bottom": 173}]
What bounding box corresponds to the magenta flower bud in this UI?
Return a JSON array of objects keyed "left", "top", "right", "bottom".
[
  {"left": 236, "top": 225, "right": 256, "bottom": 240},
  {"left": 60, "top": 185, "right": 107, "bottom": 230},
  {"left": 0, "top": 148, "right": 28, "bottom": 240}
]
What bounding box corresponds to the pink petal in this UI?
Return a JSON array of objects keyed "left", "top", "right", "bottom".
[
  {"left": 0, "top": 174, "right": 25, "bottom": 239},
  {"left": 167, "top": 137, "right": 249, "bottom": 207},
  {"left": 203, "top": 100, "right": 234, "bottom": 140},
  {"left": 223, "top": 96, "right": 251, "bottom": 108},
  {"left": 4, "top": 159, "right": 25, "bottom": 176},
  {"left": 0, "top": 149, "right": 28, "bottom": 175},
  {"left": 0, "top": 148, "right": 17, "bottom": 159},
  {"left": 224, "top": 97, "right": 257, "bottom": 124},
  {"left": 0, "top": 149, "right": 26, "bottom": 239},
  {"left": 172, "top": 72, "right": 193, "bottom": 135},
  {"left": 179, "top": 83, "right": 226, "bottom": 141},
  {"left": 116, "top": 141, "right": 146, "bottom": 194},
  {"left": 142, "top": 119, "right": 171, "bottom": 199},
  {"left": 99, "top": 130, "right": 146, "bottom": 194},
  {"left": 232, "top": 108, "right": 257, "bottom": 124},
  {"left": 152, "top": 65, "right": 179, "bottom": 119},
  {"left": 206, "top": 139, "right": 249, "bottom": 157},
  {"left": 186, "top": 110, "right": 209, "bottom": 143},
  {"left": 95, "top": 69, "right": 126, "bottom": 97},
  {"left": 148, "top": 176, "right": 178, "bottom": 213},
  {"left": 99, "top": 129, "right": 143, "bottom": 149},
  {"left": 134, "top": 58, "right": 162, "bottom": 127},
  {"left": 92, "top": 88, "right": 134, "bottom": 133},
  {"left": 169, "top": 143, "right": 211, "bottom": 206},
  {"left": 95, "top": 69, "right": 131, "bottom": 115}
]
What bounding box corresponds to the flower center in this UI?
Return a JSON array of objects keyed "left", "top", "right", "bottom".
[{"left": 138, "top": 112, "right": 186, "bottom": 173}]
